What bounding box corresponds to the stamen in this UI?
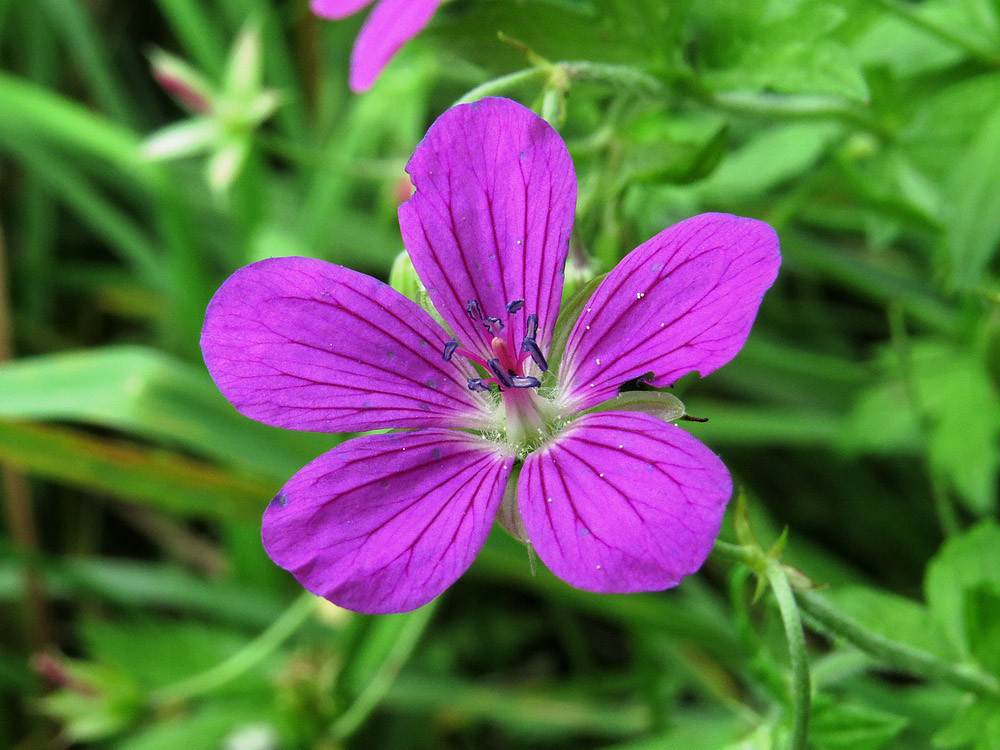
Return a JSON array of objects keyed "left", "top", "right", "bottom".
[
  {"left": 525, "top": 314, "right": 538, "bottom": 339},
  {"left": 442, "top": 340, "right": 458, "bottom": 361},
  {"left": 510, "top": 376, "right": 541, "bottom": 388},
  {"left": 487, "top": 358, "right": 514, "bottom": 388},
  {"left": 506, "top": 299, "right": 525, "bottom": 314},
  {"left": 467, "top": 378, "right": 492, "bottom": 392},
  {"left": 520, "top": 337, "right": 549, "bottom": 372},
  {"left": 465, "top": 300, "right": 482, "bottom": 321},
  {"left": 483, "top": 316, "right": 504, "bottom": 336}
]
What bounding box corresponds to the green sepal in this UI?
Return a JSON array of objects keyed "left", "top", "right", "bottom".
[
  {"left": 547, "top": 271, "right": 608, "bottom": 374},
  {"left": 388, "top": 251, "right": 448, "bottom": 330},
  {"left": 388, "top": 250, "right": 422, "bottom": 304},
  {"left": 580, "top": 390, "right": 685, "bottom": 422}
]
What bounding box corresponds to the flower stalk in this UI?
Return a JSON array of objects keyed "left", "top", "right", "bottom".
[
  {"left": 711, "top": 540, "right": 1000, "bottom": 700},
  {"left": 766, "top": 559, "right": 810, "bottom": 750}
]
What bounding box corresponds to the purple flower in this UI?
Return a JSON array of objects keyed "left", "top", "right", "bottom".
[
  {"left": 201, "top": 97, "right": 780, "bottom": 614},
  {"left": 311, "top": 0, "right": 443, "bottom": 93}
]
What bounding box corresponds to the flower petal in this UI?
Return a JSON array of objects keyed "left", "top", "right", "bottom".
[
  {"left": 348, "top": 0, "right": 442, "bottom": 92},
  {"left": 399, "top": 97, "right": 577, "bottom": 361},
  {"left": 310, "top": 0, "right": 373, "bottom": 20},
  {"left": 263, "top": 429, "right": 514, "bottom": 614},
  {"left": 201, "top": 256, "right": 494, "bottom": 433},
  {"left": 519, "top": 412, "right": 731, "bottom": 593},
  {"left": 557, "top": 213, "right": 780, "bottom": 410}
]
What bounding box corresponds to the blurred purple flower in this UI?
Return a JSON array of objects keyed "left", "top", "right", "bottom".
[
  {"left": 311, "top": 0, "right": 443, "bottom": 92},
  {"left": 201, "top": 97, "right": 781, "bottom": 614}
]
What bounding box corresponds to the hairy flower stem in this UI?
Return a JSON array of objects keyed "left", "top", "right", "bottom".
[
  {"left": 453, "top": 62, "right": 663, "bottom": 108},
  {"left": 796, "top": 589, "right": 1000, "bottom": 697},
  {"left": 766, "top": 560, "right": 810, "bottom": 750},
  {"left": 711, "top": 541, "right": 1000, "bottom": 699}
]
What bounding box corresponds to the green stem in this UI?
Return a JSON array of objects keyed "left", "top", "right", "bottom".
[
  {"left": 152, "top": 591, "right": 316, "bottom": 704},
  {"left": 712, "top": 541, "right": 1000, "bottom": 698},
  {"left": 796, "top": 589, "right": 1000, "bottom": 697},
  {"left": 766, "top": 561, "right": 811, "bottom": 750},
  {"left": 453, "top": 62, "right": 663, "bottom": 107},
  {"left": 330, "top": 599, "right": 439, "bottom": 739},
  {"left": 453, "top": 68, "right": 546, "bottom": 106},
  {"left": 703, "top": 90, "right": 883, "bottom": 133}
]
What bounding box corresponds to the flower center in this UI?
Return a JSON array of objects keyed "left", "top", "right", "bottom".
[
  {"left": 441, "top": 298, "right": 556, "bottom": 449},
  {"left": 441, "top": 298, "right": 549, "bottom": 393}
]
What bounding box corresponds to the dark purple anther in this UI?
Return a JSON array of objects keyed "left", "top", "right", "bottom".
[
  {"left": 525, "top": 314, "right": 538, "bottom": 340},
  {"left": 465, "top": 300, "right": 482, "bottom": 321},
  {"left": 510, "top": 375, "right": 541, "bottom": 388},
  {"left": 442, "top": 340, "right": 458, "bottom": 361},
  {"left": 486, "top": 358, "right": 514, "bottom": 388},
  {"left": 520, "top": 337, "right": 549, "bottom": 372},
  {"left": 483, "top": 316, "right": 504, "bottom": 335},
  {"left": 506, "top": 299, "right": 525, "bottom": 314},
  {"left": 467, "top": 378, "right": 492, "bottom": 392}
]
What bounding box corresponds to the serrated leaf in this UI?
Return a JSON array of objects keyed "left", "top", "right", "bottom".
[{"left": 925, "top": 521, "right": 1000, "bottom": 660}]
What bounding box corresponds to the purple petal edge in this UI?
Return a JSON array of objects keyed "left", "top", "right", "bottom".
[
  {"left": 311, "top": 0, "right": 373, "bottom": 20},
  {"left": 519, "top": 411, "right": 731, "bottom": 593},
  {"left": 399, "top": 97, "right": 577, "bottom": 363},
  {"left": 349, "top": 0, "right": 442, "bottom": 92},
  {"left": 263, "top": 429, "right": 514, "bottom": 614},
  {"left": 200, "top": 256, "right": 494, "bottom": 434},
  {"left": 557, "top": 213, "right": 780, "bottom": 411}
]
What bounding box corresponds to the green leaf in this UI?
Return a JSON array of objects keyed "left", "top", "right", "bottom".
[
  {"left": 697, "top": 2, "right": 870, "bottom": 101},
  {"left": 964, "top": 587, "right": 1000, "bottom": 677},
  {"left": 933, "top": 697, "right": 1000, "bottom": 749},
  {"left": 0, "top": 556, "right": 284, "bottom": 629},
  {"left": 853, "top": 13, "right": 963, "bottom": 77},
  {"left": 0, "top": 70, "right": 148, "bottom": 181},
  {"left": 0, "top": 347, "right": 331, "bottom": 481},
  {"left": 0, "top": 419, "right": 266, "bottom": 520},
  {"left": 694, "top": 122, "right": 842, "bottom": 206},
  {"left": 940, "top": 103, "right": 1000, "bottom": 288},
  {"left": 83, "top": 620, "right": 254, "bottom": 690},
  {"left": 925, "top": 521, "right": 1000, "bottom": 660},
  {"left": 113, "top": 704, "right": 278, "bottom": 750},
  {"left": 843, "top": 342, "right": 1000, "bottom": 514},
  {"left": 904, "top": 73, "right": 1000, "bottom": 182},
  {"left": 39, "top": 661, "right": 143, "bottom": 742},
  {"left": 809, "top": 695, "right": 908, "bottom": 750},
  {"left": 839, "top": 382, "right": 922, "bottom": 456}
]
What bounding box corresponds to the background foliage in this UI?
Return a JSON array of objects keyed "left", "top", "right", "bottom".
[{"left": 2, "top": 0, "right": 1000, "bottom": 747}]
